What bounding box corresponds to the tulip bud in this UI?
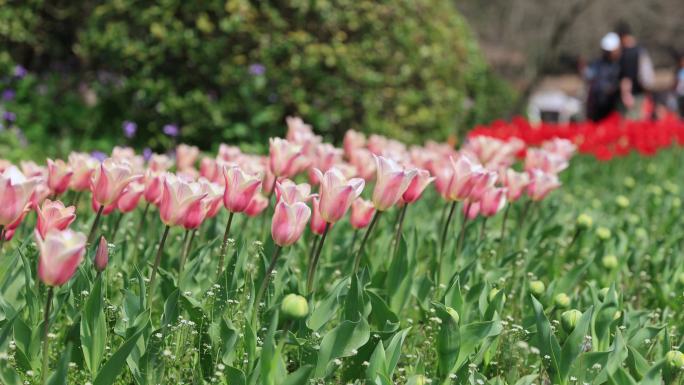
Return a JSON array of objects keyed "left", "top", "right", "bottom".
[
  {"left": 94, "top": 236, "right": 109, "bottom": 272},
  {"left": 601, "top": 255, "right": 618, "bottom": 270},
  {"left": 665, "top": 350, "right": 684, "bottom": 371},
  {"left": 595, "top": 227, "right": 611, "bottom": 241},
  {"left": 488, "top": 288, "right": 502, "bottom": 302},
  {"left": 554, "top": 293, "right": 571, "bottom": 309},
  {"left": 598, "top": 287, "right": 610, "bottom": 301},
  {"left": 576, "top": 213, "right": 593, "bottom": 229},
  {"left": 623, "top": 176, "right": 635, "bottom": 188},
  {"left": 445, "top": 307, "right": 459, "bottom": 324},
  {"left": 412, "top": 375, "right": 428, "bottom": 385},
  {"left": 529, "top": 280, "right": 546, "bottom": 297},
  {"left": 561, "top": 309, "right": 582, "bottom": 333},
  {"left": 615, "top": 195, "right": 629, "bottom": 209},
  {"left": 280, "top": 293, "right": 309, "bottom": 319},
  {"left": 678, "top": 273, "right": 684, "bottom": 286}
]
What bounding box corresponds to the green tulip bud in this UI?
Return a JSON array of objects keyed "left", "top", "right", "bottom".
[
  {"left": 576, "top": 213, "right": 593, "bottom": 229},
  {"left": 623, "top": 176, "right": 636, "bottom": 188},
  {"left": 612, "top": 310, "right": 621, "bottom": 320},
  {"left": 446, "top": 307, "right": 460, "bottom": 324},
  {"left": 601, "top": 255, "right": 619, "bottom": 270},
  {"left": 635, "top": 227, "right": 647, "bottom": 239},
  {"left": 529, "top": 280, "right": 546, "bottom": 297},
  {"left": 598, "top": 287, "right": 610, "bottom": 301},
  {"left": 673, "top": 197, "right": 681, "bottom": 209},
  {"left": 488, "top": 288, "right": 501, "bottom": 302},
  {"left": 665, "top": 350, "right": 684, "bottom": 370},
  {"left": 412, "top": 374, "right": 428, "bottom": 385},
  {"left": 561, "top": 309, "right": 582, "bottom": 333},
  {"left": 554, "top": 293, "right": 571, "bottom": 309},
  {"left": 678, "top": 272, "right": 684, "bottom": 286},
  {"left": 615, "top": 195, "right": 629, "bottom": 208},
  {"left": 595, "top": 227, "right": 611, "bottom": 241},
  {"left": 280, "top": 294, "right": 309, "bottom": 319}
]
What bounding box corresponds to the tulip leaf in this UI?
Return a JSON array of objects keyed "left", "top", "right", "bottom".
[
  {"left": 93, "top": 317, "right": 149, "bottom": 385},
  {"left": 47, "top": 343, "right": 72, "bottom": 385},
  {"left": 81, "top": 276, "right": 107, "bottom": 377},
  {"left": 314, "top": 317, "right": 370, "bottom": 377},
  {"left": 531, "top": 296, "right": 562, "bottom": 384}
]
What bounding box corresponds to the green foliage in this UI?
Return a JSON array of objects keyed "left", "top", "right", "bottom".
[{"left": 0, "top": 0, "right": 513, "bottom": 154}]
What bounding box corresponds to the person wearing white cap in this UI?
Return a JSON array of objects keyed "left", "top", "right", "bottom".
[{"left": 585, "top": 32, "right": 622, "bottom": 121}]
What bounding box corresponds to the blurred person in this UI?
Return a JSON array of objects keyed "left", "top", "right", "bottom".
[
  {"left": 616, "top": 21, "right": 655, "bottom": 120},
  {"left": 676, "top": 54, "right": 684, "bottom": 119},
  {"left": 585, "top": 33, "right": 621, "bottom": 122}
]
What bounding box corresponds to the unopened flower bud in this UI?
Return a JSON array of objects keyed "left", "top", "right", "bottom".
[
  {"left": 601, "top": 255, "right": 618, "bottom": 270},
  {"left": 488, "top": 288, "right": 501, "bottom": 302},
  {"left": 595, "top": 227, "right": 611, "bottom": 241},
  {"left": 561, "top": 309, "right": 582, "bottom": 333},
  {"left": 598, "top": 287, "right": 609, "bottom": 301},
  {"left": 615, "top": 195, "right": 629, "bottom": 209},
  {"left": 576, "top": 213, "right": 593, "bottom": 229},
  {"left": 554, "top": 293, "right": 570, "bottom": 309},
  {"left": 94, "top": 235, "right": 109, "bottom": 272},
  {"left": 529, "top": 280, "right": 546, "bottom": 297},
  {"left": 280, "top": 293, "right": 309, "bottom": 319},
  {"left": 445, "top": 307, "right": 459, "bottom": 324},
  {"left": 665, "top": 350, "right": 684, "bottom": 370}
]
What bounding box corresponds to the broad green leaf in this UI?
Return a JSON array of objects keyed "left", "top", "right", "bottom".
[
  {"left": 384, "top": 327, "right": 410, "bottom": 377},
  {"left": 531, "top": 296, "right": 562, "bottom": 384},
  {"left": 81, "top": 276, "right": 107, "bottom": 377},
  {"left": 314, "top": 317, "right": 370, "bottom": 377},
  {"left": 281, "top": 365, "right": 314, "bottom": 385},
  {"left": 559, "top": 307, "right": 593, "bottom": 381},
  {"left": 365, "top": 340, "right": 387, "bottom": 380},
  {"left": 47, "top": 343, "right": 72, "bottom": 385},
  {"left": 93, "top": 317, "right": 150, "bottom": 385}
]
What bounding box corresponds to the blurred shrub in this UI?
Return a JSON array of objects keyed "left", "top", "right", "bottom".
[{"left": 1, "top": 0, "right": 514, "bottom": 153}]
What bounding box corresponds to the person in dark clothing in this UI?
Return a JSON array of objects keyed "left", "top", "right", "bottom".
[
  {"left": 586, "top": 33, "right": 622, "bottom": 121},
  {"left": 676, "top": 54, "right": 684, "bottom": 119},
  {"left": 616, "top": 21, "right": 655, "bottom": 119}
]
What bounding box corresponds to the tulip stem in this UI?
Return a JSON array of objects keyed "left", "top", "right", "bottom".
[
  {"left": 307, "top": 223, "right": 330, "bottom": 294},
  {"left": 0, "top": 225, "right": 5, "bottom": 253},
  {"left": 253, "top": 245, "right": 283, "bottom": 325},
  {"left": 392, "top": 204, "right": 408, "bottom": 257},
  {"left": 479, "top": 217, "right": 488, "bottom": 242},
  {"left": 352, "top": 211, "right": 382, "bottom": 275},
  {"left": 87, "top": 205, "right": 105, "bottom": 245},
  {"left": 439, "top": 201, "right": 457, "bottom": 257},
  {"left": 41, "top": 287, "right": 54, "bottom": 385},
  {"left": 111, "top": 213, "right": 124, "bottom": 240},
  {"left": 455, "top": 201, "right": 471, "bottom": 261},
  {"left": 178, "top": 229, "right": 190, "bottom": 275},
  {"left": 349, "top": 229, "right": 359, "bottom": 253},
  {"left": 71, "top": 191, "right": 83, "bottom": 208},
  {"left": 148, "top": 225, "right": 170, "bottom": 306},
  {"left": 216, "top": 211, "right": 235, "bottom": 281},
  {"left": 131, "top": 202, "right": 151, "bottom": 264}
]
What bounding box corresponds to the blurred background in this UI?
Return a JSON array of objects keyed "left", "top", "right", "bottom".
[{"left": 1, "top": 0, "right": 683, "bottom": 159}]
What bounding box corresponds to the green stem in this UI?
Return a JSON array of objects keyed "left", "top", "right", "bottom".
[
  {"left": 479, "top": 217, "right": 488, "bottom": 242},
  {"left": 41, "top": 287, "right": 54, "bottom": 385},
  {"left": 131, "top": 202, "right": 151, "bottom": 262},
  {"left": 178, "top": 229, "right": 190, "bottom": 276},
  {"left": 71, "top": 190, "right": 83, "bottom": 208},
  {"left": 307, "top": 223, "right": 331, "bottom": 294},
  {"left": 439, "top": 201, "right": 458, "bottom": 256},
  {"left": 0, "top": 225, "right": 5, "bottom": 253},
  {"left": 216, "top": 211, "right": 235, "bottom": 281},
  {"left": 455, "top": 201, "right": 472, "bottom": 261},
  {"left": 87, "top": 204, "right": 105, "bottom": 245},
  {"left": 393, "top": 204, "right": 408, "bottom": 257},
  {"left": 352, "top": 210, "right": 382, "bottom": 275},
  {"left": 253, "top": 245, "right": 283, "bottom": 325},
  {"left": 148, "top": 225, "right": 170, "bottom": 306}
]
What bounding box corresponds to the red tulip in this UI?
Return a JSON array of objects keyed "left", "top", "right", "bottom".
[{"left": 36, "top": 229, "right": 86, "bottom": 287}]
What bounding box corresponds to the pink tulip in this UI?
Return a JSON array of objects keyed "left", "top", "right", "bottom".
[
  {"left": 199, "top": 157, "right": 221, "bottom": 183},
  {"left": 223, "top": 166, "right": 262, "bottom": 213},
  {"left": 313, "top": 167, "right": 364, "bottom": 223},
  {"left": 158, "top": 174, "right": 207, "bottom": 227},
  {"left": 310, "top": 196, "right": 329, "bottom": 235},
  {"left": 116, "top": 182, "right": 145, "bottom": 213},
  {"left": 36, "top": 228, "right": 86, "bottom": 287},
  {"left": 68, "top": 152, "right": 99, "bottom": 191},
  {"left": 371, "top": 155, "right": 417, "bottom": 211},
  {"left": 526, "top": 169, "right": 561, "bottom": 201},
  {"left": 271, "top": 200, "right": 311, "bottom": 247},
  {"left": 541, "top": 138, "right": 576, "bottom": 160},
  {"left": 499, "top": 168, "right": 530, "bottom": 202},
  {"left": 46, "top": 159, "right": 73, "bottom": 196},
  {"left": 91, "top": 196, "right": 116, "bottom": 216},
  {"left": 524, "top": 149, "right": 569, "bottom": 174},
  {"left": 308, "top": 144, "right": 343, "bottom": 185},
  {"left": 286, "top": 116, "right": 315, "bottom": 142},
  {"left": 402, "top": 169, "right": 435, "bottom": 203},
  {"left": 343, "top": 130, "right": 366, "bottom": 159},
  {"left": 94, "top": 235, "right": 109, "bottom": 272},
  {"left": 148, "top": 154, "right": 174, "bottom": 172},
  {"left": 199, "top": 179, "right": 224, "bottom": 219},
  {"left": 90, "top": 159, "right": 142, "bottom": 207},
  {"left": 20, "top": 160, "right": 47, "bottom": 179},
  {"left": 0, "top": 159, "right": 11, "bottom": 172},
  {"left": 245, "top": 194, "right": 269, "bottom": 217},
  {"left": 349, "top": 148, "right": 376, "bottom": 181},
  {"left": 463, "top": 201, "right": 480, "bottom": 220},
  {"left": 143, "top": 170, "right": 164, "bottom": 205},
  {"left": 35, "top": 199, "right": 76, "bottom": 239},
  {"left": 269, "top": 138, "right": 306, "bottom": 178},
  {"left": 350, "top": 198, "right": 376, "bottom": 229},
  {"left": 438, "top": 155, "right": 483, "bottom": 201},
  {"left": 479, "top": 187, "right": 507, "bottom": 217},
  {"left": 467, "top": 170, "right": 498, "bottom": 203},
  {"left": 261, "top": 166, "right": 277, "bottom": 196},
  {"left": 176, "top": 144, "right": 200, "bottom": 171},
  {"left": 218, "top": 144, "right": 242, "bottom": 162},
  {"left": 0, "top": 166, "right": 38, "bottom": 227},
  {"left": 275, "top": 179, "right": 312, "bottom": 204}
]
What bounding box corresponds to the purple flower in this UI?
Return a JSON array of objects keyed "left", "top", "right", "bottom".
[
  {"left": 14, "top": 65, "right": 27, "bottom": 79},
  {"left": 91, "top": 151, "right": 107, "bottom": 162},
  {"left": 248, "top": 63, "right": 266, "bottom": 76},
  {"left": 3, "top": 111, "right": 16, "bottom": 122},
  {"left": 163, "top": 124, "right": 179, "bottom": 137},
  {"left": 2, "top": 89, "right": 15, "bottom": 101},
  {"left": 122, "top": 120, "right": 137, "bottom": 138},
  {"left": 143, "top": 147, "right": 153, "bottom": 161}
]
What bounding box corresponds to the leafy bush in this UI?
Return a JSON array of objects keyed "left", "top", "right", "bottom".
[{"left": 1, "top": 0, "right": 514, "bottom": 153}]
